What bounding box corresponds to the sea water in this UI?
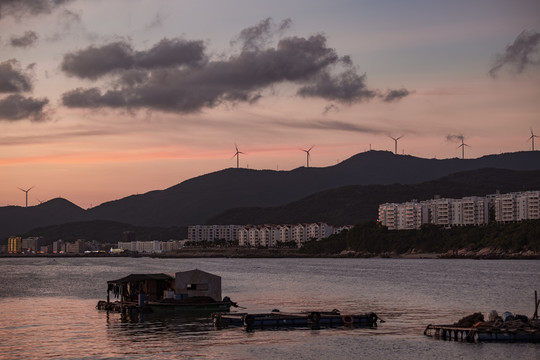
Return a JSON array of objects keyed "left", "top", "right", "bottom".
[{"left": 0, "top": 257, "right": 538, "bottom": 359}]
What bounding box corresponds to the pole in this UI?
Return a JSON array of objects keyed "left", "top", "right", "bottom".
[{"left": 532, "top": 290, "right": 538, "bottom": 319}]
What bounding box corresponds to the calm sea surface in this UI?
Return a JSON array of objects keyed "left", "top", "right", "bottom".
[{"left": 0, "top": 257, "right": 538, "bottom": 359}]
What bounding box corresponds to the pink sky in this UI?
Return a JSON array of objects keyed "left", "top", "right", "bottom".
[{"left": 1, "top": 0, "right": 539, "bottom": 208}]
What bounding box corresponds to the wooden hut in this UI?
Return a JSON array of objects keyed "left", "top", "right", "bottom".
[{"left": 174, "top": 269, "right": 222, "bottom": 301}]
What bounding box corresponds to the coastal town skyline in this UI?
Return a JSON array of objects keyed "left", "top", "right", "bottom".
[{"left": 1, "top": 0, "right": 539, "bottom": 208}]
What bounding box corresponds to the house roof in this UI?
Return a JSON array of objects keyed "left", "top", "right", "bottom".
[{"left": 107, "top": 273, "right": 173, "bottom": 285}]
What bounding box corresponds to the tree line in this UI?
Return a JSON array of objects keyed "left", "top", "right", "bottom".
[{"left": 300, "top": 220, "right": 540, "bottom": 255}]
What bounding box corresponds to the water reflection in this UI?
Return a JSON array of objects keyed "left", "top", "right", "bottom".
[{"left": 1, "top": 258, "right": 539, "bottom": 360}]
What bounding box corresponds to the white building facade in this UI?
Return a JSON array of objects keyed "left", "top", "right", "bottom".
[
  {"left": 233, "top": 222, "right": 344, "bottom": 247},
  {"left": 378, "top": 190, "right": 539, "bottom": 230},
  {"left": 187, "top": 225, "right": 242, "bottom": 242}
]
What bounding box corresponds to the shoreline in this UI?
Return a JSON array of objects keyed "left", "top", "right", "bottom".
[{"left": 1, "top": 247, "right": 539, "bottom": 260}]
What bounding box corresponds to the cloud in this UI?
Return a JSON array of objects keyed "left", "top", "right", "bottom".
[
  {"left": 0, "top": 94, "right": 49, "bottom": 121},
  {"left": 322, "top": 103, "right": 339, "bottom": 115},
  {"left": 145, "top": 12, "right": 164, "bottom": 31},
  {"left": 446, "top": 134, "right": 464, "bottom": 142},
  {"left": 0, "top": 0, "right": 73, "bottom": 20},
  {"left": 61, "top": 18, "right": 412, "bottom": 114},
  {"left": 0, "top": 59, "right": 34, "bottom": 93},
  {"left": 233, "top": 17, "right": 292, "bottom": 52},
  {"left": 489, "top": 30, "right": 540, "bottom": 78},
  {"left": 62, "top": 87, "right": 126, "bottom": 108},
  {"left": 275, "top": 118, "right": 386, "bottom": 134},
  {"left": 298, "top": 69, "right": 376, "bottom": 103},
  {"left": 46, "top": 9, "right": 92, "bottom": 42},
  {"left": 61, "top": 38, "right": 206, "bottom": 80},
  {"left": 10, "top": 30, "right": 38, "bottom": 47},
  {"left": 380, "top": 88, "right": 412, "bottom": 102}
]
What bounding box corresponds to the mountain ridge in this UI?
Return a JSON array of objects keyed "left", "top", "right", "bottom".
[{"left": 2, "top": 150, "right": 540, "bottom": 239}]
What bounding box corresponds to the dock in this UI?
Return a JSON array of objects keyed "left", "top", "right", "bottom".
[
  {"left": 424, "top": 291, "right": 540, "bottom": 343},
  {"left": 424, "top": 324, "right": 540, "bottom": 343},
  {"left": 213, "top": 309, "right": 380, "bottom": 330}
]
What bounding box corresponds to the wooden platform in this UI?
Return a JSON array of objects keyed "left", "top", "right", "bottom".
[
  {"left": 213, "top": 310, "right": 379, "bottom": 330},
  {"left": 424, "top": 324, "right": 540, "bottom": 343}
]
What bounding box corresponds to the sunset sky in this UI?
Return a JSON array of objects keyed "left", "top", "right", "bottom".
[{"left": 1, "top": 0, "right": 539, "bottom": 209}]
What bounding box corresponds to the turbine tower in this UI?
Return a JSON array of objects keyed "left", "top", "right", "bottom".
[
  {"left": 232, "top": 143, "right": 245, "bottom": 169},
  {"left": 457, "top": 138, "right": 470, "bottom": 159},
  {"left": 529, "top": 128, "right": 538, "bottom": 151},
  {"left": 389, "top": 135, "right": 403, "bottom": 155},
  {"left": 18, "top": 186, "right": 34, "bottom": 208},
  {"left": 301, "top": 146, "right": 314, "bottom": 168}
]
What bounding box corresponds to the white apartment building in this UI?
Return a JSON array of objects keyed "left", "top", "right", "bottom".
[
  {"left": 187, "top": 225, "right": 242, "bottom": 242},
  {"left": 306, "top": 222, "right": 335, "bottom": 241},
  {"left": 117, "top": 240, "right": 162, "bottom": 253},
  {"left": 451, "top": 196, "right": 489, "bottom": 226},
  {"left": 494, "top": 192, "right": 516, "bottom": 223},
  {"left": 516, "top": 191, "right": 540, "bottom": 221},
  {"left": 428, "top": 198, "right": 453, "bottom": 228},
  {"left": 236, "top": 222, "right": 342, "bottom": 247},
  {"left": 378, "top": 201, "right": 427, "bottom": 230},
  {"left": 278, "top": 225, "right": 291, "bottom": 243},
  {"left": 379, "top": 190, "right": 539, "bottom": 230},
  {"left": 378, "top": 203, "right": 398, "bottom": 230}
]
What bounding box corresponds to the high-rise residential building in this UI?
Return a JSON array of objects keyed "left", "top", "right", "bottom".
[
  {"left": 8, "top": 237, "right": 22, "bottom": 253},
  {"left": 379, "top": 190, "right": 539, "bottom": 230}
]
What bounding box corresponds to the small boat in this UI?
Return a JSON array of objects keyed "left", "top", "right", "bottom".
[
  {"left": 213, "top": 309, "right": 381, "bottom": 330},
  {"left": 97, "top": 269, "right": 237, "bottom": 313}
]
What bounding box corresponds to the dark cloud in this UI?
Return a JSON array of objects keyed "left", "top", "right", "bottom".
[
  {"left": 233, "top": 17, "right": 291, "bottom": 52},
  {"left": 61, "top": 87, "right": 126, "bottom": 108},
  {"left": 0, "top": 94, "right": 49, "bottom": 121},
  {"left": 10, "top": 30, "right": 38, "bottom": 47},
  {"left": 489, "top": 30, "right": 540, "bottom": 78},
  {"left": 61, "top": 42, "right": 135, "bottom": 80},
  {"left": 61, "top": 39, "right": 206, "bottom": 79},
  {"left": 0, "top": 0, "right": 73, "bottom": 20},
  {"left": 322, "top": 103, "right": 339, "bottom": 115},
  {"left": 298, "top": 69, "right": 376, "bottom": 103},
  {"left": 381, "top": 88, "right": 412, "bottom": 102},
  {"left": 0, "top": 59, "right": 33, "bottom": 93},
  {"left": 135, "top": 38, "right": 206, "bottom": 69},
  {"left": 61, "top": 19, "right": 411, "bottom": 113},
  {"left": 446, "top": 134, "right": 464, "bottom": 142},
  {"left": 276, "top": 118, "right": 386, "bottom": 134}
]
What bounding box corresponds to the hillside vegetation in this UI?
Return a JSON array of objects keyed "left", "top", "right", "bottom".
[
  {"left": 209, "top": 168, "right": 540, "bottom": 226},
  {"left": 300, "top": 220, "right": 540, "bottom": 255}
]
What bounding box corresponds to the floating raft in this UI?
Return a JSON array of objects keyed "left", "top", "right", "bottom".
[
  {"left": 213, "top": 310, "right": 379, "bottom": 330},
  {"left": 97, "top": 300, "right": 152, "bottom": 314},
  {"left": 424, "top": 324, "right": 540, "bottom": 343}
]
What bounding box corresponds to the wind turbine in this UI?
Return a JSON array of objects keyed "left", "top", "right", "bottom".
[
  {"left": 457, "top": 138, "right": 470, "bottom": 159},
  {"left": 18, "top": 186, "right": 34, "bottom": 208},
  {"left": 232, "top": 143, "right": 245, "bottom": 168},
  {"left": 301, "top": 146, "right": 314, "bottom": 168},
  {"left": 529, "top": 128, "right": 539, "bottom": 151},
  {"left": 389, "top": 135, "right": 403, "bottom": 155}
]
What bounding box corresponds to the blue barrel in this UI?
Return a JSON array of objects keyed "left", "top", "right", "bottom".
[{"left": 501, "top": 312, "right": 514, "bottom": 322}]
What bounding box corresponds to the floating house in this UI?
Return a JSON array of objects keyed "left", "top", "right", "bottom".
[{"left": 97, "top": 269, "right": 236, "bottom": 313}]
